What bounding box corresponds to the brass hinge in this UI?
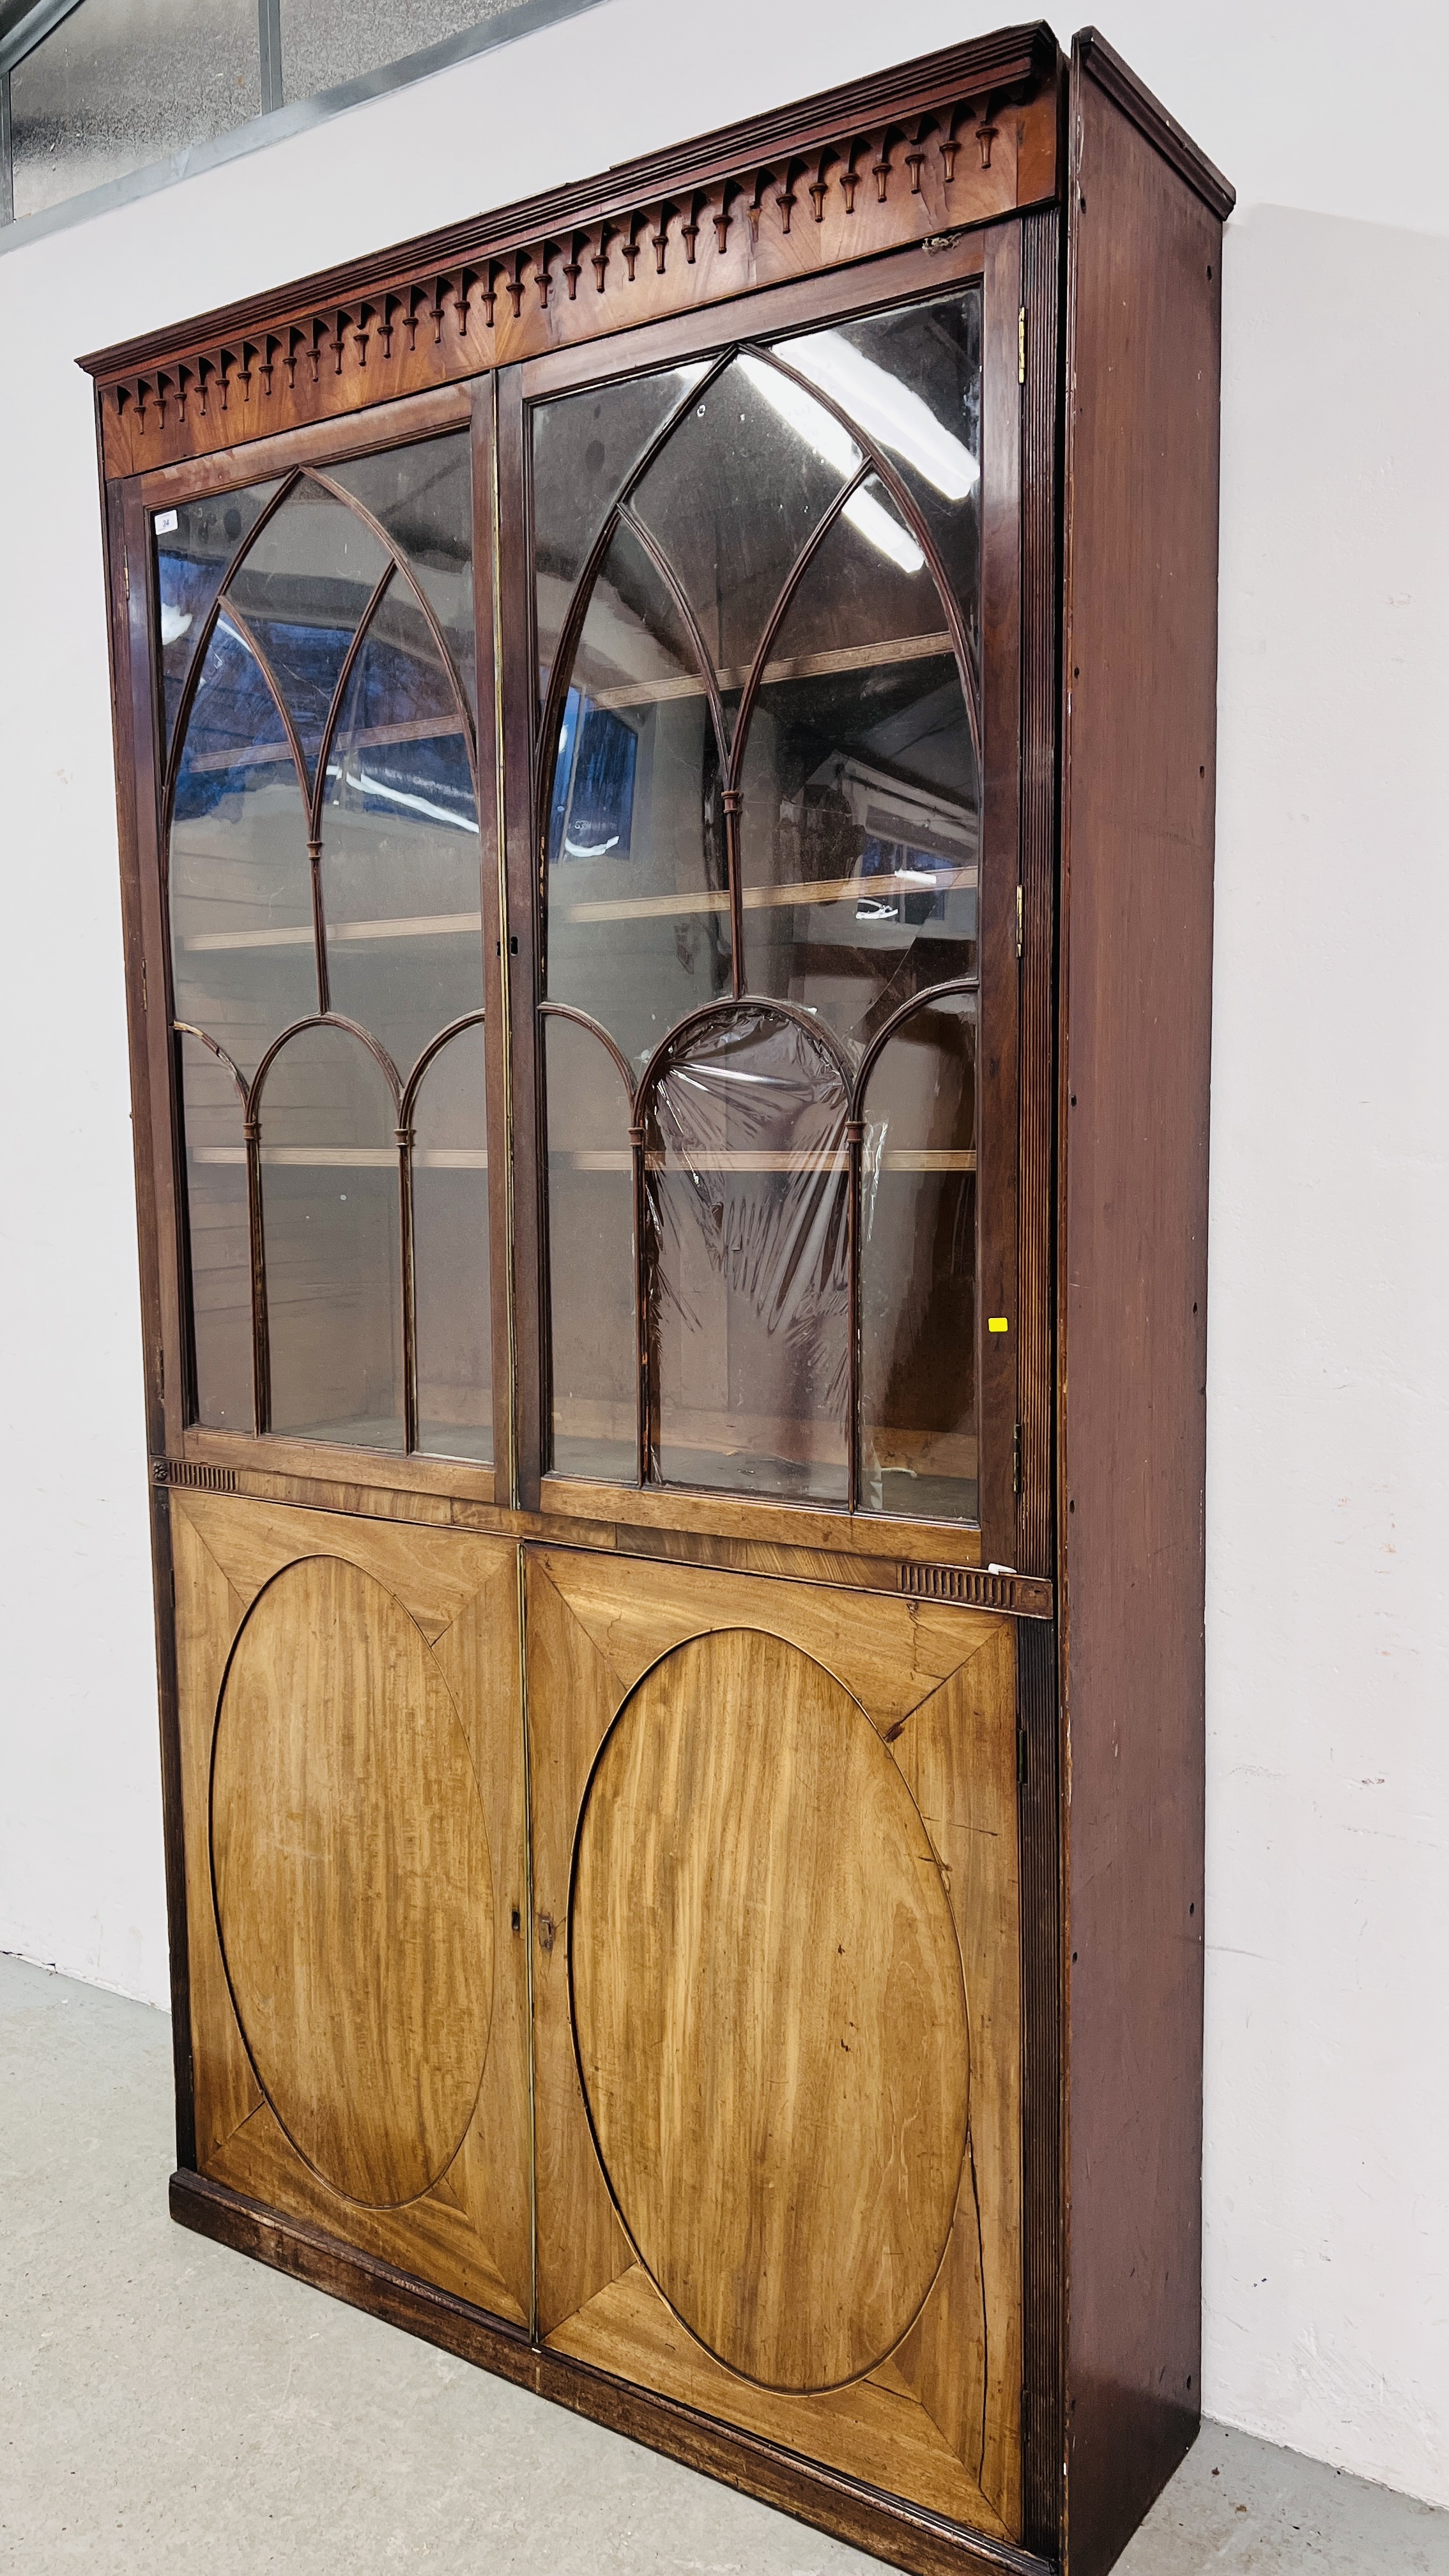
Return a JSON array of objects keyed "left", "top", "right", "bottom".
[
  {"left": 1016, "top": 883, "right": 1024, "bottom": 960},
  {"left": 157, "top": 1340, "right": 164, "bottom": 1399},
  {"left": 140, "top": 958, "right": 148, "bottom": 1012},
  {"left": 1018, "top": 306, "right": 1027, "bottom": 385},
  {"left": 123, "top": 558, "right": 130, "bottom": 600},
  {"left": 1012, "top": 1422, "right": 1023, "bottom": 1495}
]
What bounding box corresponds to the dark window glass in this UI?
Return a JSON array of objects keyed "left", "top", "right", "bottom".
[
  {"left": 169, "top": 613, "right": 317, "bottom": 1078},
  {"left": 630, "top": 355, "right": 861, "bottom": 684},
  {"left": 226, "top": 480, "right": 390, "bottom": 788},
  {"left": 155, "top": 482, "right": 281, "bottom": 753},
  {"left": 10, "top": 0, "right": 259, "bottom": 221},
  {"left": 327, "top": 434, "right": 478, "bottom": 716},
  {"left": 544, "top": 519, "right": 730, "bottom": 1070},
  {"left": 411, "top": 1022, "right": 491, "bottom": 1464},
  {"left": 532, "top": 364, "right": 707, "bottom": 702},
  {"left": 860, "top": 992, "right": 977, "bottom": 1521},
  {"left": 737, "top": 475, "right": 979, "bottom": 1053},
  {"left": 644, "top": 1009, "right": 849, "bottom": 1501},
  {"left": 258, "top": 1025, "right": 403, "bottom": 1450},
  {"left": 178, "top": 1034, "right": 252, "bottom": 1432},
  {"left": 545, "top": 1015, "right": 636, "bottom": 1484},
  {"left": 318, "top": 575, "right": 482, "bottom": 1082}
]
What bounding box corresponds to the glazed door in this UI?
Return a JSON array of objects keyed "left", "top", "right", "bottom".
[
  {"left": 527, "top": 1547, "right": 1022, "bottom": 2539},
  {"left": 514, "top": 242, "right": 1023, "bottom": 1556}
]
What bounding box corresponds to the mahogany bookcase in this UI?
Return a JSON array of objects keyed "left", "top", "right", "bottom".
[{"left": 84, "top": 25, "right": 1231, "bottom": 2575}]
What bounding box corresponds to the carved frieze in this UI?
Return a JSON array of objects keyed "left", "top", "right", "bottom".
[{"left": 83, "top": 27, "right": 1059, "bottom": 477}]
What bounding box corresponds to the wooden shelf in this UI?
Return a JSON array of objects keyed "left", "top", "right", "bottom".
[{"left": 560, "top": 865, "right": 977, "bottom": 928}]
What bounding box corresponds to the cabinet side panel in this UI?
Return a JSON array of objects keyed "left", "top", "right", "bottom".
[{"left": 1059, "top": 57, "right": 1222, "bottom": 2576}]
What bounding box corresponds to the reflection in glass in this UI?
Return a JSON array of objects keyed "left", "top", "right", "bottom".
[
  {"left": 327, "top": 434, "right": 477, "bottom": 714},
  {"left": 860, "top": 992, "right": 977, "bottom": 1521},
  {"left": 10, "top": 0, "right": 259, "bottom": 220},
  {"left": 169, "top": 613, "right": 317, "bottom": 1078},
  {"left": 279, "top": 0, "right": 500, "bottom": 105},
  {"left": 545, "top": 519, "right": 729, "bottom": 1068},
  {"left": 785, "top": 289, "right": 983, "bottom": 656},
  {"left": 645, "top": 1009, "right": 849, "bottom": 1500},
  {"left": 411, "top": 1022, "right": 491, "bottom": 1462},
  {"left": 319, "top": 575, "right": 482, "bottom": 1081},
  {"left": 155, "top": 481, "right": 280, "bottom": 751},
  {"left": 738, "top": 477, "right": 979, "bottom": 1052},
  {"left": 178, "top": 1034, "right": 252, "bottom": 1432},
  {"left": 631, "top": 355, "right": 860, "bottom": 682},
  {"left": 545, "top": 1016, "right": 636, "bottom": 1483},
  {"left": 259, "top": 1025, "right": 403, "bottom": 1450},
  {"left": 532, "top": 365, "right": 707, "bottom": 699},
  {"left": 226, "top": 480, "right": 390, "bottom": 784}
]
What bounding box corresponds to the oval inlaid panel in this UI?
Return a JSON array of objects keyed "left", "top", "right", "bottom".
[
  {"left": 571, "top": 1627, "right": 969, "bottom": 2393},
  {"left": 211, "top": 1556, "right": 493, "bottom": 2207}
]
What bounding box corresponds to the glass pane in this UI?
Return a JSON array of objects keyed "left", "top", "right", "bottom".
[
  {"left": 546, "top": 1016, "right": 636, "bottom": 1484},
  {"left": 327, "top": 433, "right": 477, "bottom": 716},
  {"left": 631, "top": 354, "right": 861, "bottom": 684},
  {"left": 259, "top": 1025, "right": 403, "bottom": 1451},
  {"left": 226, "top": 481, "right": 390, "bottom": 787},
  {"left": 737, "top": 477, "right": 979, "bottom": 1055},
  {"left": 10, "top": 0, "right": 259, "bottom": 221},
  {"left": 155, "top": 482, "right": 281, "bottom": 753},
  {"left": 645, "top": 1009, "right": 848, "bottom": 1501},
  {"left": 412, "top": 1022, "right": 491, "bottom": 1464},
  {"left": 179, "top": 1035, "right": 252, "bottom": 1432},
  {"left": 860, "top": 993, "right": 977, "bottom": 1521},
  {"left": 532, "top": 364, "right": 707, "bottom": 699},
  {"left": 169, "top": 613, "right": 317, "bottom": 1079},
  {"left": 546, "top": 519, "right": 730, "bottom": 1071},
  {"left": 319, "top": 576, "right": 482, "bottom": 1082},
  {"left": 783, "top": 289, "right": 983, "bottom": 657},
  {"left": 280, "top": 0, "right": 510, "bottom": 102}
]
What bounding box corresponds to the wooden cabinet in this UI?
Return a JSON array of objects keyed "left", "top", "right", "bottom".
[{"left": 89, "top": 26, "right": 1231, "bottom": 2576}]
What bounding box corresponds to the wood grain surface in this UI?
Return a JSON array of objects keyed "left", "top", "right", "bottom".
[
  {"left": 172, "top": 1493, "right": 530, "bottom": 2321},
  {"left": 1058, "top": 42, "right": 1223, "bottom": 2573},
  {"left": 571, "top": 1627, "right": 969, "bottom": 2394},
  {"left": 211, "top": 1554, "right": 494, "bottom": 2207},
  {"left": 528, "top": 1546, "right": 1022, "bottom": 2535}
]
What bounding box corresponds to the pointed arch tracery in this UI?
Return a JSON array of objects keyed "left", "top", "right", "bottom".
[
  {"left": 536, "top": 293, "right": 985, "bottom": 1515},
  {"left": 165, "top": 433, "right": 489, "bottom": 1468}
]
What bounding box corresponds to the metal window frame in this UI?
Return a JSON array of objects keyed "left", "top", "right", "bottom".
[{"left": 0, "top": 0, "right": 608, "bottom": 248}]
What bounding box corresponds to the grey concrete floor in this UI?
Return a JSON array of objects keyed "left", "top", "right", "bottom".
[{"left": 2, "top": 1956, "right": 1446, "bottom": 2575}]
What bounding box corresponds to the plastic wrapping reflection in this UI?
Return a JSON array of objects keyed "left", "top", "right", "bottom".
[
  {"left": 161, "top": 432, "right": 489, "bottom": 1461},
  {"left": 535, "top": 287, "right": 983, "bottom": 1519},
  {"left": 647, "top": 1011, "right": 850, "bottom": 1502}
]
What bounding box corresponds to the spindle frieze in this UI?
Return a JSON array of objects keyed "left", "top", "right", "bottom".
[{"left": 83, "top": 29, "right": 1057, "bottom": 476}]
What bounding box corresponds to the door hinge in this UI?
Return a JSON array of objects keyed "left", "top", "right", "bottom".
[
  {"left": 1017, "top": 1724, "right": 1029, "bottom": 1786},
  {"left": 1018, "top": 306, "right": 1027, "bottom": 385},
  {"left": 140, "top": 958, "right": 148, "bottom": 1011},
  {"left": 1016, "top": 882, "right": 1024, "bottom": 960},
  {"left": 1012, "top": 1421, "right": 1023, "bottom": 1495},
  {"left": 123, "top": 557, "right": 130, "bottom": 600},
  {"left": 157, "top": 1340, "right": 165, "bottom": 1399}
]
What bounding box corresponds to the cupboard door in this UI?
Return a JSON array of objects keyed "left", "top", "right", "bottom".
[
  {"left": 171, "top": 1491, "right": 530, "bottom": 2326},
  {"left": 527, "top": 1546, "right": 1022, "bottom": 2540}
]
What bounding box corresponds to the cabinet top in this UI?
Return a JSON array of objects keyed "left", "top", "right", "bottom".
[{"left": 80, "top": 20, "right": 1230, "bottom": 483}]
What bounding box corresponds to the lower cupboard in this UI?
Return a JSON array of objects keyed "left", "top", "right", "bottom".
[{"left": 172, "top": 1491, "right": 1023, "bottom": 2547}]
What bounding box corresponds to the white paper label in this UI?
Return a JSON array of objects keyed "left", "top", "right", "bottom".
[{"left": 153, "top": 509, "right": 178, "bottom": 535}]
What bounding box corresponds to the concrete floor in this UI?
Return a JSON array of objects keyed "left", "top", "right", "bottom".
[{"left": 2, "top": 1956, "right": 1445, "bottom": 2576}]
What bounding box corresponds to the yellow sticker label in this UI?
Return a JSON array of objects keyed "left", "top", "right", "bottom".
[{"left": 988, "top": 1316, "right": 1009, "bottom": 1333}]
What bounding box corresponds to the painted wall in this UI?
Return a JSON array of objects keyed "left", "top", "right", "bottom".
[{"left": 0, "top": 0, "right": 1445, "bottom": 2513}]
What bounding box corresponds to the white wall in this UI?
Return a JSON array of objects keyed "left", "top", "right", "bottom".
[{"left": 1, "top": 0, "right": 1445, "bottom": 2514}]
